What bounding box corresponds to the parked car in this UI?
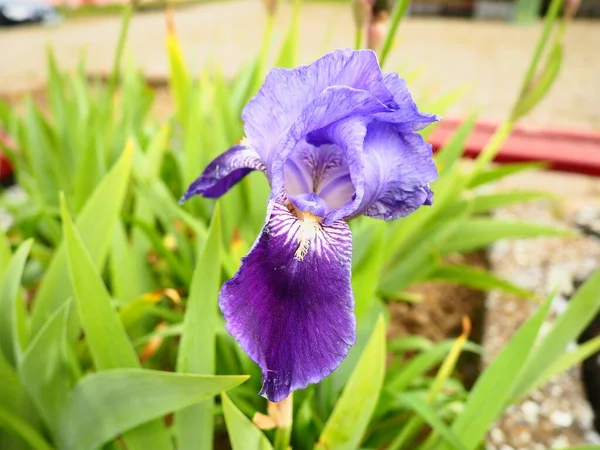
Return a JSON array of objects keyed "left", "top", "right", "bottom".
[{"left": 0, "top": 1, "right": 62, "bottom": 27}]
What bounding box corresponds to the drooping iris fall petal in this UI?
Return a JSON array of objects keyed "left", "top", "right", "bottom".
[
  {"left": 180, "top": 142, "right": 264, "bottom": 202},
  {"left": 219, "top": 202, "right": 355, "bottom": 402}
]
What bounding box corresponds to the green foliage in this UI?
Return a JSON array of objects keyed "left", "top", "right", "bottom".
[
  {"left": 222, "top": 392, "right": 273, "bottom": 450},
  {"left": 0, "top": 0, "right": 593, "bottom": 448},
  {"left": 317, "top": 316, "right": 386, "bottom": 450}
]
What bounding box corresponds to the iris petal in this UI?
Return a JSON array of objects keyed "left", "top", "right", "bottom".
[
  {"left": 305, "top": 116, "right": 369, "bottom": 224},
  {"left": 350, "top": 121, "right": 437, "bottom": 220},
  {"left": 242, "top": 49, "right": 395, "bottom": 164},
  {"left": 374, "top": 72, "right": 440, "bottom": 130},
  {"left": 180, "top": 142, "right": 264, "bottom": 202},
  {"left": 220, "top": 202, "right": 355, "bottom": 402}
]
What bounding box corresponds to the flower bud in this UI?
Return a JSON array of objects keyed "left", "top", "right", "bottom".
[
  {"left": 367, "top": 11, "right": 389, "bottom": 53},
  {"left": 263, "top": 0, "right": 277, "bottom": 17},
  {"left": 564, "top": 0, "right": 580, "bottom": 20},
  {"left": 352, "top": 0, "right": 373, "bottom": 30}
]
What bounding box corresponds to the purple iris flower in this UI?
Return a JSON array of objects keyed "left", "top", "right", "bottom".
[{"left": 181, "top": 49, "right": 438, "bottom": 402}]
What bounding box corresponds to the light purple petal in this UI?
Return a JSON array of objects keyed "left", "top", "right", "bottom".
[
  {"left": 284, "top": 141, "right": 357, "bottom": 223},
  {"left": 220, "top": 202, "right": 355, "bottom": 402},
  {"left": 352, "top": 121, "right": 438, "bottom": 221},
  {"left": 268, "top": 86, "right": 386, "bottom": 215},
  {"left": 180, "top": 142, "right": 264, "bottom": 202},
  {"left": 304, "top": 116, "right": 369, "bottom": 224},
  {"left": 373, "top": 72, "right": 440, "bottom": 131},
  {"left": 242, "top": 49, "right": 393, "bottom": 163}
]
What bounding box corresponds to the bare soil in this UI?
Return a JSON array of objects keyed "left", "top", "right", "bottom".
[{"left": 388, "top": 251, "right": 488, "bottom": 387}]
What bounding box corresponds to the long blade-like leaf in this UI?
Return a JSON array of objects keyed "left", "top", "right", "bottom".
[
  {"left": 0, "top": 405, "right": 53, "bottom": 450},
  {"left": 441, "top": 218, "right": 573, "bottom": 255},
  {"left": 0, "top": 240, "right": 32, "bottom": 367},
  {"left": 222, "top": 392, "right": 273, "bottom": 450},
  {"left": 19, "top": 302, "right": 72, "bottom": 437},
  {"left": 31, "top": 143, "right": 133, "bottom": 337},
  {"left": 59, "top": 369, "right": 248, "bottom": 450},
  {"left": 317, "top": 316, "right": 386, "bottom": 450},
  {"left": 448, "top": 296, "right": 552, "bottom": 450},
  {"left": 175, "top": 205, "right": 222, "bottom": 450},
  {"left": 395, "top": 393, "right": 467, "bottom": 450},
  {"left": 511, "top": 269, "right": 600, "bottom": 398},
  {"left": 61, "top": 196, "right": 172, "bottom": 450},
  {"left": 428, "top": 264, "right": 533, "bottom": 298}
]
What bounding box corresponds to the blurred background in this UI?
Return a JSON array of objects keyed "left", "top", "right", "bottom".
[
  {"left": 1, "top": 1, "right": 600, "bottom": 449},
  {"left": 0, "top": 0, "right": 599, "bottom": 129}
]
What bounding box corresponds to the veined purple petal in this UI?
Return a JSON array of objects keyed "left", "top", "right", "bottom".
[
  {"left": 374, "top": 73, "right": 440, "bottom": 131},
  {"left": 304, "top": 116, "right": 369, "bottom": 224},
  {"left": 242, "top": 49, "right": 394, "bottom": 164},
  {"left": 268, "top": 86, "right": 388, "bottom": 198},
  {"left": 220, "top": 202, "right": 355, "bottom": 402},
  {"left": 284, "top": 141, "right": 357, "bottom": 223},
  {"left": 353, "top": 121, "right": 438, "bottom": 221},
  {"left": 180, "top": 142, "right": 264, "bottom": 203}
]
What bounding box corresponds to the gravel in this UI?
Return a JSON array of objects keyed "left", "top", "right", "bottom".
[{"left": 483, "top": 170, "right": 600, "bottom": 449}]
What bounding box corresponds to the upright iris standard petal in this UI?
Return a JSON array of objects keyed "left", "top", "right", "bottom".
[
  {"left": 180, "top": 142, "right": 264, "bottom": 202},
  {"left": 284, "top": 141, "right": 356, "bottom": 220},
  {"left": 219, "top": 203, "right": 355, "bottom": 402},
  {"left": 374, "top": 72, "right": 440, "bottom": 130},
  {"left": 242, "top": 49, "right": 395, "bottom": 164},
  {"left": 353, "top": 121, "right": 438, "bottom": 221}
]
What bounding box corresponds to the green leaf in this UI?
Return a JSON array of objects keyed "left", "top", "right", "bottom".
[
  {"left": 471, "top": 191, "right": 553, "bottom": 214},
  {"left": 532, "top": 335, "right": 600, "bottom": 392},
  {"left": 109, "top": 220, "right": 140, "bottom": 304},
  {"left": 428, "top": 264, "right": 533, "bottom": 298},
  {"left": 511, "top": 269, "right": 600, "bottom": 399},
  {"left": 467, "top": 161, "right": 546, "bottom": 188},
  {"left": 61, "top": 197, "right": 139, "bottom": 370},
  {"left": 420, "top": 87, "right": 470, "bottom": 140},
  {"left": 513, "top": 43, "right": 562, "bottom": 118},
  {"left": 317, "top": 316, "right": 386, "bottom": 450},
  {"left": 275, "top": 0, "right": 301, "bottom": 68},
  {"left": 19, "top": 302, "right": 72, "bottom": 437},
  {"left": 434, "top": 113, "right": 477, "bottom": 174},
  {"left": 394, "top": 393, "right": 467, "bottom": 450},
  {"left": 380, "top": 200, "right": 470, "bottom": 295},
  {"left": 441, "top": 219, "right": 573, "bottom": 255},
  {"left": 175, "top": 205, "right": 222, "bottom": 450},
  {"left": 448, "top": 296, "right": 552, "bottom": 450},
  {"left": 378, "top": 0, "right": 411, "bottom": 67},
  {"left": 31, "top": 143, "right": 133, "bottom": 338},
  {"left": 0, "top": 240, "right": 33, "bottom": 367},
  {"left": 0, "top": 352, "right": 23, "bottom": 415},
  {"left": 58, "top": 369, "right": 248, "bottom": 450},
  {"left": 222, "top": 392, "right": 273, "bottom": 450},
  {"left": 386, "top": 340, "right": 482, "bottom": 393},
  {"left": 0, "top": 405, "right": 53, "bottom": 450},
  {"left": 61, "top": 196, "right": 172, "bottom": 450},
  {"left": 0, "top": 228, "right": 13, "bottom": 276},
  {"left": 352, "top": 221, "right": 386, "bottom": 321},
  {"left": 166, "top": 14, "right": 191, "bottom": 126},
  {"left": 558, "top": 447, "right": 600, "bottom": 450}
]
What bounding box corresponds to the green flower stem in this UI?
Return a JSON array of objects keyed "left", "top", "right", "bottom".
[
  {"left": 387, "top": 415, "right": 422, "bottom": 450},
  {"left": 466, "top": 119, "right": 515, "bottom": 183},
  {"left": 511, "top": 0, "right": 564, "bottom": 118},
  {"left": 108, "top": 4, "right": 133, "bottom": 97},
  {"left": 272, "top": 394, "right": 293, "bottom": 450},
  {"left": 254, "top": 12, "right": 275, "bottom": 94},
  {"left": 378, "top": 0, "right": 411, "bottom": 68},
  {"left": 354, "top": 28, "right": 363, "bottom": 50},
  {"left": 274, "top": 423, "right": 292, "bottom": 450}
]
